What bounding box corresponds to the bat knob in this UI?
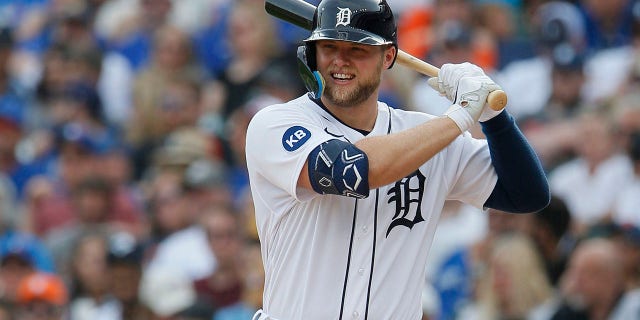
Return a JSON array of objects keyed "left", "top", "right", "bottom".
[{"left": 488, "top": 90, "right": 508, "bottom": 111}]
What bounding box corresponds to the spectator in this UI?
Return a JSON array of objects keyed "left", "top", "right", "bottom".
[
  {"left": 495, "top": 0, "right": 586, "bottom": 120},
  {"left": 615, "top": 224, "right": 640, "bottom": 291},
  {"left": 460, "top": 233, "right": 553, "bottom": 320},
  {"left": 193, "top": 206, "right": 244, "bottom": 310},
  {"left": 529, "top": 196, "right": 574, "bottom": 286},
  {"left": 126, "top": 25, "right": 207, "bottom": 176},
  {"left": 143, "top": 160, "right": 216, "bottom": 282},
  {"left": 520, "top": 52, "right": 587, "bottom": 171},
  {"left": 213, "top": 0, "right": 293, "bottom": 121},
  {"left": 45, "top": 175, "right": 134, "bottom": 274},
  {"left": 544, "top": 237, "right": 640, "bottom": 320},
  {"left": 549, "top": 109, "right": 634, "bottom": 236},
  {"left": 579, "top": 0, "right": 637, "bottom": 52},
  {"left": 474, "top": 1, "right": 536, "bottom": 70},
  {"left": 106, "top": 232, "right": 149, "bottom": 320},
  {"left": 67, "top": 233, "right": 120, "bottom": 320}
]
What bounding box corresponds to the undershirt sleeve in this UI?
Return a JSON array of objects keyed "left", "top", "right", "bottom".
[{"left": 481, "top": 111, "right": 551, "bottom": 213}]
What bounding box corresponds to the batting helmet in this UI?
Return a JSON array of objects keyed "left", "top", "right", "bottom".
[{"left": 297, "top": 0, "right": 398, "bottom": 98}]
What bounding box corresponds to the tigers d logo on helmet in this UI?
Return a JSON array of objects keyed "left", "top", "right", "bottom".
[{"left": 336, "top": 7, "right": 352, "bottom": 27}]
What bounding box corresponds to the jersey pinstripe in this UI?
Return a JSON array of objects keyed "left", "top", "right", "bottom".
[{"left": 246, "top": 94, "right": 497, "bottom": 319}]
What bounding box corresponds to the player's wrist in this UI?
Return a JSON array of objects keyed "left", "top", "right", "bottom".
[{"left": 444, "top": 104, "right": 474, "bottom": 132}]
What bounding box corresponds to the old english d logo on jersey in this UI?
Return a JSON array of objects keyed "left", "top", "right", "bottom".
[
  {"left": 386, "top": 170, "right": 426, "bottom": 236},
  {"left": 282, "top": 126, "right": 311, "bottom": 151},
  {"left": 336, "top": 7, "right": 351, "bottom": 27}
]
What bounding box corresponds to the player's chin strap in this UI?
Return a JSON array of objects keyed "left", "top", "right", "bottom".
[{"left": 296, "top": 46, "right": 325, "bottom": 99}]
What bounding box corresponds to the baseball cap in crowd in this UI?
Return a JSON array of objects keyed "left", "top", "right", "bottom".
[
  {"left": 58, "top": 82, "right": 104, "bottom": 122},
  {"left": 0, "top": 231, "right": 54, "bottom": 272},
  {"left": 107, "top": 232, "right": 144, "bottom": 265},
  {"left": 438, "top": 20, "right": 471, "bottom": 50},
  {"left": 16, "top": 273, "right": 68, "bottom": 306},
  {"left": 138, "top": 267, "right": 196, "bottom": 316},
  {"left": 535, "top": 1, "right": 585, "bottom": 50},
  {"left": 550, "top": 43, "right": 585, "bottom": 73},
  {"left": 54, "top": 121, "right": 120, "bottom": 155},
  {"left": 0, "top": 96, "right": 24, "bottom": 131}
]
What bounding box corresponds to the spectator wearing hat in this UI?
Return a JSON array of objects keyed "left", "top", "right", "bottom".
[
  {"left": 0, "top": 243, "right": 35, "bottom": 304},
  {"left": 519, "top": 51, "right": 587, "bottom": 171},
  {"left": 14, "top": 272, "right": 69, "bottom": 320},
  {"left": 106, "top": 232, "right": 149, "bottom": 320},
  {"left": 495, "top": 1, "right": 587, "bottom": 121},
  {"left": 0, "top": 229, "right": 55, "bottom": 303}
]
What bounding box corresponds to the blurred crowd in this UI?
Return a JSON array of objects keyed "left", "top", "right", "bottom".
[{"left": 0, "top": 0, "right": 638, "bottom": 319}]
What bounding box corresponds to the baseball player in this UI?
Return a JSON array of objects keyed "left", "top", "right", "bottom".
[{"left": 246, "top": 0, "right": 550, "bottom": 319}]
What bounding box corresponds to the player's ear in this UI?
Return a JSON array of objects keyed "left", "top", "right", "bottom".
[{"left": 383, "top": 45, "right": 396, "bottom": 69}]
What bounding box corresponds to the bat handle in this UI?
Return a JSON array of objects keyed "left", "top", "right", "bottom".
[{"left": 396, "top": 50, "right": 508, "bottom": 111}]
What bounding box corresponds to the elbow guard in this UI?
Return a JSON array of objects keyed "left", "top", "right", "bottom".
[{"left": 308, "top": 139, "right": 370, "bottom": 199}]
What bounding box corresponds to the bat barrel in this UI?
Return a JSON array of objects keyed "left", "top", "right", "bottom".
[{"left": 265, "top": 0, "right": 316, "bottom": 31}]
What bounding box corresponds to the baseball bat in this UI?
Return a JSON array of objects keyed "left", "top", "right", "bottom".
[{"left": 265, "top": 0, "right": 508, "bottom": 111}]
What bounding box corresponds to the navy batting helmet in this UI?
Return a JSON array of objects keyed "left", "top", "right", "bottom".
[{"left": 297, "top": 0, "right": 397, "bottom": 98}]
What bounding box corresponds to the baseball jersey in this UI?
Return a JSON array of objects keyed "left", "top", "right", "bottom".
[{"left": 246, "top": 95, "right": 497, "bottom": 320}]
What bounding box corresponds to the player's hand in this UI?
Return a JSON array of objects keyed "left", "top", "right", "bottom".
[
  {"left": 427, "top": 62, "right": 485, "bottom": 101},
  {"left": 444, "top": 75, "right": 502, "bottom": 132}
]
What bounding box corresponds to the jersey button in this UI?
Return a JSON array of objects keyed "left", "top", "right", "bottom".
[
  {"left": 358, "top": 268, "right": 364, "bottom": 275},
  {"left": 352, "top": 311, "right": 359, "bottom": 318},
  {"left": 362, "top": 225, "right": 368, "bottom": 234}
]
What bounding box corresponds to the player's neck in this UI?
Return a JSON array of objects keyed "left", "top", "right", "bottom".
[{"left": 321, "top": 95, "right": 379, "bottom": 132}]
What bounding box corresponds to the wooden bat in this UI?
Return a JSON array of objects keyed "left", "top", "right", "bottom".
[{"left": 265, "top": 0, "right": 508, "bottom": 111}]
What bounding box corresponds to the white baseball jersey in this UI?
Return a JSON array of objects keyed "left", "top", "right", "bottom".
[{"left": 246, "top": 95, "right": 497, "bottom": 320}]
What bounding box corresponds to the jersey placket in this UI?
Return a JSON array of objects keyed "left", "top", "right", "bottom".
[{"left": 341, "top": 192, "right": 380, "bottom": 320}]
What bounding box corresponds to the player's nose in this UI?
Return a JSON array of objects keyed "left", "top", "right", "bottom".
[{"left": 331, "top": 48, "right": 352, "bottom": 66}]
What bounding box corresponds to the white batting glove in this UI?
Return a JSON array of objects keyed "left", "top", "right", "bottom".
[
  {"left": 427, "top": 62, "right": 485, "bottom": 102},
  {"left": 444, "top": 75, "right": 502, "bottom": 132}
]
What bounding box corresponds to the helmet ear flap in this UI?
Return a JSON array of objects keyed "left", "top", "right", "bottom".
[
  {"left": 296, "top": 45, "right": 325, "bottom": 99},
  {"left": 304, "top": 42, "right": 317, "bottom": 71}
]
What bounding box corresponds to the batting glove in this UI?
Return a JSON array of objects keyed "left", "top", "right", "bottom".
[
  {"left": 427, "top": 62, "right": 485, "bottom": 101},
  {"left": 444, "top": 75, "right": 502, "bottom": 132}
]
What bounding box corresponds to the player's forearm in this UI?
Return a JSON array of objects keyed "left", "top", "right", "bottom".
[
  {"left": 482, "top": 111, "right": 550, "bottom": 212},
  {"left": 356, "top": 116, "right": 462, "bottom": 188}
]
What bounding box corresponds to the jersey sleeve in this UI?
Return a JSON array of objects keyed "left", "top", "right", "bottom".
[
  {"left": 246, "top": 103, "right": 334, "bottom": 201},
  {"left": 444, "top": 133, "right": 498, "bottom": 208}
]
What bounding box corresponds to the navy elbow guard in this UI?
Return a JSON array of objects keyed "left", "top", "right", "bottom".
[{"left": 308, "top": 139, "right": 370, "bottom": 199}]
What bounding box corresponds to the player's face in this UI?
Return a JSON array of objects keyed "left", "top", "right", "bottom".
[{"left": 315, "top": 40, "right": 392, "bottom": 108}]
